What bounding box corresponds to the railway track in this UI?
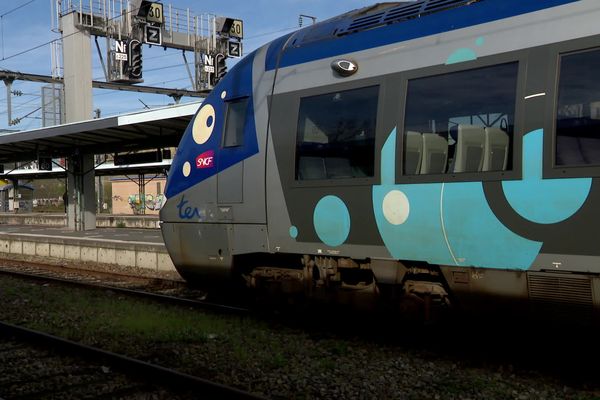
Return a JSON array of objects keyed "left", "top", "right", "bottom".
[
  {"left": 0, "top": 262, "right": 262, "bottom": 399},
  {"left": 0, "top": 259, "right": 186, "bottom": 291},
  {"left": 0, "top": 338, "right": 157, "bottom": 400},
  {"left": 0, "top": 261, "right": 248, "bottom": 315},
  {"left": 0, "top": 322, "right": 264, "bottom": 399}
]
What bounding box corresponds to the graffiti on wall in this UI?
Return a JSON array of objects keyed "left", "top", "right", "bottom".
[{"left": 127, "top": 193, "right": 166, "bottom": 214}]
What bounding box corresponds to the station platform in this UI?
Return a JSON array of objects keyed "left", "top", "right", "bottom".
[
  {"left": 0, "top": 213, "right": 161, "bottom": 229},
  {"left": 0, "top": 225, "right": 180, "bottom": 280}
]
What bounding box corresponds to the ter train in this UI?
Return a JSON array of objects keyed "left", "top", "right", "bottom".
[{"left": 160, "top": 0, "right": 600, "bottom": 316}]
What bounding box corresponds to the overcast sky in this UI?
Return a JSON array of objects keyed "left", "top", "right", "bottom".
[{"left": 0, "top": 0, "right": 376, "bottom": 131}]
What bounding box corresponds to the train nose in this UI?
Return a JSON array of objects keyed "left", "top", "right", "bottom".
[{"left": 160, "top": 220, "right": 234, "bottom": 282}]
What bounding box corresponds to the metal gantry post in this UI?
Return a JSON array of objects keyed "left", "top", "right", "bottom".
[
  {"left": 3, "top": 79, "right": 13, "bottom": 126},
  {"left": 138, "top": 173, "right": 145, "bottom": 215}
]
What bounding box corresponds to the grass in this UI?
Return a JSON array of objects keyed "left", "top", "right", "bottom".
[
  {"left": 0, "top": 278, "right": 303, "bottom": 375},
  {"left": 85, "top": 300, "right": 232, "bottom": 342},
  {"left": 1, "top": 280, "right": 233, "bottom": 341}
]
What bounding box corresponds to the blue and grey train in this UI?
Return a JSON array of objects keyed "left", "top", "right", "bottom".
[{"left": 160, "top": 0, "right": 600, "bottom": 316}]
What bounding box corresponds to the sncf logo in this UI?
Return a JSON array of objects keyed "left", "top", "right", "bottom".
[{"left": 195, "top": 150, "right": 215, "bottom": 169}]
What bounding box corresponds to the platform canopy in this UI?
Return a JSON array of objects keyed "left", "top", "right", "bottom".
[{"left": 0, "top": 101, "right": 201, "bottom": 168}]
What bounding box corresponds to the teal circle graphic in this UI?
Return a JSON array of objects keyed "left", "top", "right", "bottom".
[
  {"left": 313, "top": 195, "right": 351, "bottom": 247},
  {"left": 475, "top": 36, "right": 485, "bottom": 47},
  {"left": 289, "top": 226, "right": 298, "bottom": 239}
]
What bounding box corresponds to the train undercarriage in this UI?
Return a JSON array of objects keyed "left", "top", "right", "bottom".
[
  {"left": 238, "top": 254, "right": 600, "bottom": 323},
  {"left": 241, "top": 255, "right": 451, "bottom": 319}
]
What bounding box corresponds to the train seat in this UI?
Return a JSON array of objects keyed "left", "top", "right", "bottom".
[
  {"left": 452, "top": 124, "right": 485, "bottom": 173},
  {"left": 404, "top": 130, "right": 423, "bottom": 175},
  {"left": 579, "top": 136, "right": 600, "bottom": 164},
  {"left": 298, "top": 156, "right": 326, "bottom": 180},
  {"left": 483, "top": 127, "right": 509, "bottom": 171},
  {"left": 420, "top": 133, "right": 448, "bottom": 174},
  {"left": 325, "top": 157, "right": 353, "bottom": 178}
]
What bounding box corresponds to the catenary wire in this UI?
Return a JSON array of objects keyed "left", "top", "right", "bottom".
[{"left": 0, "top": 0, "right": 41, "bottom": 18}]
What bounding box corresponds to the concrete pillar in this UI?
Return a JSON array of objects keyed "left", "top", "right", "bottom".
[
  {"left": 62, "top": 12, "right": 95, "bottom": 230},
  {"left": 62, "top": 12, "right": 93, "bottom": 123},
  {"left": 67, "top": 153, "right": 96, "bottom": 230},
  {"left": 9, "top": 179, "right": 18, "bottom": 214}
]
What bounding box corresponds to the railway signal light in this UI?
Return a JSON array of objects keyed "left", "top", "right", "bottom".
[
  {"left": 128, "top": 40, "right": 143, "bottom": 80},
  {"left": 214, "top": 53, "right": 227, "bottom": 86},
  {"left": 38, "top": 156, "right": 52, "bottom": 171}
]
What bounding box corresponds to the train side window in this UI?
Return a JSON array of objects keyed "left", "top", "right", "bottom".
[
  {"left": 295, "top": 86, "right": 378, "bottom": 180},
  {"left": 555, "top": 49, "right": 600, "bottom": 166},
  {"left": 403, "top": 62, "right": 518, "bottom": 175},
  {"left": 222, "top": 98, "right": 248, "bottom": 148}
]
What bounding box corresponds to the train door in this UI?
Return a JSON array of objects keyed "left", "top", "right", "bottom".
[
  {"left": 217, "top": 98, "right": 248, "bottom": 206},
  {"left": 213, "top": 92, "right": 269, "bottom": 264},
  {"left": 210, "top": 44, "right": 273, "bottom": 262}
]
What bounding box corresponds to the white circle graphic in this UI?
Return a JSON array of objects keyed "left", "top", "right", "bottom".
[
  {"left": 192, "top": 104, "right": 216, "bottom": 145},
  {"left": 382, "top": 190, "right": 410, "bottom": 225},
  {"left": 221, "top": 91, "right": 227, "bottom": 99},
  {"left": 182, "top": 161, "right": 191, "bottom": 177}
]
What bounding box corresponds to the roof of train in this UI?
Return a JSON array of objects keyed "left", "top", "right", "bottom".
[{"left": 265, "top": 0, "right": 581, "bottom": 70}]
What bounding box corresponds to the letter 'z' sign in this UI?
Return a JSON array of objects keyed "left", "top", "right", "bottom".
[
  {"left": 228, "top": 41, "right": 242, "bottom": 58},
  {"left": 145, "top": 25, "right": 162, "bottom": 46}
]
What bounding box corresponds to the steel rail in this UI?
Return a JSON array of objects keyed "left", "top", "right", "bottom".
[
  {"left": 0, "top": 321, "right": 265, "bottom": 400},
  {"left": 0, "top": 266, "right": 248, "bottom": 315}
]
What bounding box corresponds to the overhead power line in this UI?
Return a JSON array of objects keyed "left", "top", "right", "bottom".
[
  {"left": 10, "top": 106, "right": 41, "bottom": 126},
  {"left": 0, "top": 0, "right": 40, "bottom": 18},
  {"left": 0, "top": 0, "right": 142, "bottom": 62},
  {"left": 0, "top": 34, "right": 63, "bottom": 62},
  {"left": 0, "top": 0, "right": 42, "bottom": 59},
  {"left": 0, "top": 96, "right": 41, "bottom": 108},
  {"left": 246, "top": 26, "right": 297, "bottom": 40}
]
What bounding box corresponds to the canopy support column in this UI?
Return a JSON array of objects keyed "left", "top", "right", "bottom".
[{"left": 67, "top": 153, "right": 96, "bottom": 231}]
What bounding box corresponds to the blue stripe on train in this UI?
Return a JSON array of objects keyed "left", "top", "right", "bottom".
[{"left": 266, "top": 0, "right": 580, "bottom": 71}]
